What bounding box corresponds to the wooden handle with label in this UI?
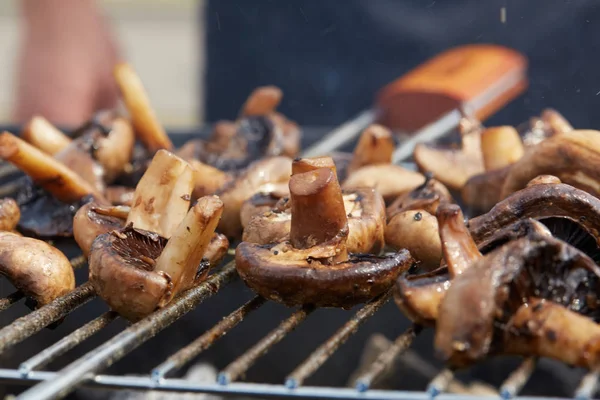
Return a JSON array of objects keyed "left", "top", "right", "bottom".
[{"left": 377, "top": 44, "right": 528, "bottom": 132}]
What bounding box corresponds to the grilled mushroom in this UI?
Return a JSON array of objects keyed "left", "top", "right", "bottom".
[
  {"left": 0, "top": 232, "right": 75, "bottom": 307},
  {"left": 517, "top": 108, "right": 573, "bottom": 147},
  {"left": 240, "top": 191, "right": 287, "bottom": 231},
  {"left": 89, "top": 196, "right": 223, "bottom": 321},
  {"left": 21, "top": 116, "right": 71, "bottom": 155},
  {"left": 501, "top": 130, "right": 600, "bottom": 199},
  {"left": 105, "top": 186, "right": 135, "bottom": 206},
  {"left": 347, "top": 125, "right": 395, "bottom": 175},
  {"left": 236, "top": 166, "right": 413, "bottom": 308},
  {"left": 413, "top": 111, "right": 485, "bottom": 191},
  {"left": 242, "top": 157, "right": 387, "bottom": 254},
  {"left": 434, "top": 234, "right": 600, "bottom": 368},
  {"left": 73, "top": 202, "right": 129, "bottom": 258},
  {"left": 0, "top": 198, "right": 20, "bottom": 232}
]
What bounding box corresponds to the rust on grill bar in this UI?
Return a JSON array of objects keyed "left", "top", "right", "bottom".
[
  {"left": 0, "top": 282, "right": 96, "bottom": 355},
  {"left": 575, "top": 369, "right": 600, "bottom": 400},
  {"left": 218, "top": 305, "right": 315, "bottom": 385},
  {"left": 499, "top": 357, "right": 537, "bottom": 399},
  {"left": 285, "top": 291, "right": 393, "bottom": 389},
  {"left": 18, "top": 311, "right": 118, "bottom": 376},
  {"left": 15, "top": 261, "right": 237, "bottom": 400},
  {"left": 354, "top": 325, "right": 422, "bottom": 392},
  {"left": 151, "top": 295, "right": 266, "bottom": 381},
  {"left": 0, "top": 290, "right": 25, "bottom": 312}
]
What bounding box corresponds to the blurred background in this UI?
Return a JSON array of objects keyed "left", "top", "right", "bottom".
[{"left": 0, "top": 0, "right": 202, "bottom": 128}]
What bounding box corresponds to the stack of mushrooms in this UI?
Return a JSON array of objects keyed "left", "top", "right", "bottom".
[{"left": 2, "top": 58, "right": 600, "bottom": 388}]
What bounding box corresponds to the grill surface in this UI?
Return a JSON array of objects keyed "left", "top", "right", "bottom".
[{"left": 0, "top": 127, "right": 596, "bottom": 400}]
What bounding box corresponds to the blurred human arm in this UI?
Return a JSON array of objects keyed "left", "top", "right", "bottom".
[{"left": 13, "top": 0, "right": 121, "bottom": 127}]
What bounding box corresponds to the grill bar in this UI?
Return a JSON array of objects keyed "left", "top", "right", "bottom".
[
  {"left": 15, "top": 261, "right": 237, "bottom": 400},
  {"left": 354, "top": 325, "right": 422, "bottom": 392},
  {"left": 69, "top": 255, "right": 87, "bottom": 270},
  {"left": 18, "top": 311, "right": 118, "bottom": 376},
  {"left": 218, "top": 306, "right": 315, "bottom": 385},
  {"left": 0, "top": 182, "right": 19, "bottom": 198},
  {"left": 0, "top": 282, "right": 96, "bottom": 354},
  {"left": 427, "top": 368, "right": 456, "bottom": 398},
  {"left": 0, "top": 290, "right": 25, "bottom": 312},
  {"left": 285, "top": 291, "right": 392, "bottom": 389},
  {"left": 499, "top": 357, "right": 537, "bottom": 399},
  {"left": 574, "top": 369, "right": 599, "bottom": 400},
  {"left": 151, "top": 295, "right": 266, "bottom": 381}
]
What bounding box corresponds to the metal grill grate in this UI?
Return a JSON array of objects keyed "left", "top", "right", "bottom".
[{"left": 0, "top": 128, "right": 597, "bottom": 400}]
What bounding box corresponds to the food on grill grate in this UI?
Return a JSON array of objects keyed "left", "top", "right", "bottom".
[
  {"left": 104, "top": 185, "right": 135, "bottom": 206},
  {"left": 20, "top": 116, "right": 71, "bottom": 156},
  {"left": 73, "top": 201, "right": 129, "bottom": 257},
  {"left": 517, "top": 108, "right": 573, "bottom": 147},
  {"left": 0, "top": 231, "right": 75, "bottom": 308},
  {"left": 346, "top": 124, "right": 395, "bottom": 175},
  {"left": 0, "top": 197, "right": 20, "bottom": 232},
  {"left": 236, "top": 161, "right": 413, "bottom": 307},
  {"left": 413, "top": 110, "right": 485, "bottom": 191},
  {"left": 385, "top": 175, "right": 453, "bottom": 271}
]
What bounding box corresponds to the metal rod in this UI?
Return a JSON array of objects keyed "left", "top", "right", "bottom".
[
  {"left": 426, "top": 369, "right": 456, "bottom": 398},
  {"left": 69, "top": 255, "right": 87, "bottom": 270},
  {"left": 152, "top": 296, "right": 266, "bottom": 381},
  {"left": 0, "top": 282, "right": 96, "bottom": 354},
  {"left": 19, "top": 311, "right": 118, "bottom": 376},
  {"left": 0, "top": 182, "right": 19, "bottom": 198},
  {"left": 499, "top": 357, "right": 537, "bottom": 399},
  {"left": 285, "top": 290, "right": 392, "bottom": 389},
  {"left": 354, "top": 325, "right": 422, "bottom": 392},
  {"left": 574, "top": 368, "right": 600, "bottom": 400},
  {"left": 15, "top": 261, "right": 237, "bottom": 400},
  {"left": 218, "top": 306, "right": 315, "bottom": 385},
  {"left": 0, "top": 163, "right": 18, "bottom": 180},
  {"left": 0, "top": 291, "right": 25, "bottom": 312}
]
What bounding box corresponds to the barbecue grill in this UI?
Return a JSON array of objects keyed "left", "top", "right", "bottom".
[{"left": 0, "top": 127, "right": 597, "bottom": 400}]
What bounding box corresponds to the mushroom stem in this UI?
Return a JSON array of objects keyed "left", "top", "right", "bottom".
[
  {"left": 348, "top": 125, "right": 395, "bottom": 173},
  {"left": 292, "top": 156, "right": 338, "bottom": 177},
  {"left": 240, "top": 86, "right": 283, "bottom": 116},
  {"left": 0, "top": 131, "right": 102, "bottom": 203},
  {"left": 94, "top": 117, "right": 136, "bottom": 182},
  {"left": 437, "top": 204, "right": 481, "bottom": 278},
  {"left": 480, "top": 126, "right": 524, "bottom": 171},
  {"left": 113, "top": 63, "right": 173, "bottom": 152},
  {"left": 126, "top": 150, "right": 194, "bottom": 238},
  {"left": 154, "top": 196, "right": 223, "bottom": 304},
  {"left": 290, "top": 168, "right": 349, "bottom": 257},
  {"left": 21, "top": 116, "right": 71, "bottom": 155}
]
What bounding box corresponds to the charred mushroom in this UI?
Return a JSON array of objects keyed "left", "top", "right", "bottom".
[
  {"left": 89, "top": 195, "right": 224, "bottom": 321},
  {"left": 0, "top": 232, "right": 75, "bottom": 307},
  {"left": 236, "top": 166, "right": 413, "bottom": 308},
  {"left": 413, "top": 112, "right": 485, "bottom": 191}
]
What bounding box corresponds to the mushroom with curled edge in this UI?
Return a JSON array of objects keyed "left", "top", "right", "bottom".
[
  {"left": 461, "top": 126, "right": 525, "bottom": 215},
  {"left": 467, "top": 177, "right": 600, "bottom": 262},
  {"left": 0, "top": 132, "right": 106, "bottom": 237},
  {"left": 0, "top": 198, "right": 20, "bottom": 232},
  {"left": 236, "top": 166, "right": 413, "bottom": 308},
  {"left": 413, "top": 111, "right": 485, "bottom": 192},
  {"left": 216, "top": 156, "right": 293, "bottom": 239},
  {"left": 346, "top": 124, "right": 396, "bottom": 176},
  {"left": 501, "top": 130, "right": 600, "bottom": 199},
  {"left": 89, "top": 195, "right": 224, "bottom": 321},
  {"left": 0, "top": 232, "right": 75, "bottom": 308},
  {"left": 517, "top": 108, "right": 573, "bottom": 147},
  {"left": 242, "top": 157, "right": 387, "bottom": 255},
  {"left": 385, "top": 175, "right": 453, "bottom": 271},
  {"left": 434, "top": 233, "right": 600, "bottom": 368}
]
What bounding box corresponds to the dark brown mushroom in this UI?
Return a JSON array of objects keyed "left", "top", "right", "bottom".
[
  {"left": 236, "top": 166, "right": 414, "bottom": 308},
  {"left": 0, "top": 232, "right": 75, "bottom": 307},
  {"left": 89, "top": 196, "right": 224, "bottom": 321},
  {"left": 240, "top": 191, "right": 287, "bottom": 231},
  {"left": 386, "top": 174, "right": 453, "bottom": 220},
  {"left": 0, "top": 198, "right": 20, "bottom": 232},
  {"left": 73, "top": 202, "right": 129, "bottom": 258}
]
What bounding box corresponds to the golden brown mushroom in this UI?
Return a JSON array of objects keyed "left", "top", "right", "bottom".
[
  {"left": 21, "top": 116, "right": 71, "bottom": 156},
  {"left": 0, "top": 232, "right": 75, "bottom": 307},
  {"left": 518, "top": 108, "right": 573, "bottom": 147},
  {"left": 0, "top": 198, "right": 20, "bottom": 232},
  {"left": 347, "top": 125, "right": 395, "bottom": 174}
]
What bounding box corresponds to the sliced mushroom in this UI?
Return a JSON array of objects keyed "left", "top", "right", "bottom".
[
  {"left": 434, "top": 234, "right": 600, "bottom": 368},
  {"left": 0, "top": 232, "right": 75, "bottom": 307},
  {"left": 21, "top": 116, "right": 71, "bottom": 156},
  {"left": 0, "top": 198, "right": 20, "bottom": 231},
  {"left": 413, "top": 112, "right": 485, "bottom": 191},
  {"left": 236, "top": 167, "right": 414, "bottom": 308},
  {"left": 216, "top": 156, "right": 293, "bottom": 239},
  {"left": 89, "top": 196, "right": 223, "bottom": 321},
  {"left": 501, "top": 130, "right": 600, "bottom": 199},
  {"left": 347, "top": 125, "right": 395, "bottom": 174}
]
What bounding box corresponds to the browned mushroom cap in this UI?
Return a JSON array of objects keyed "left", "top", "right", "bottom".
[
  {"left": 468, "top": 181, "right": 600, "bottom": 250},
  {"left": 240, "top": 86, "right": 283, "bottom": 117},
  {"left": 434, "top": 234, "right": 600, "bottom": 368},
  {"left": 347, "top": 125, "right": 395, "bottom": 174},
  {"left": 480, "top": 126, "right": 525, "bottom": 172},
  {"left": 240, "top": 191, "right": 287, "bottom": 231},
  {"left": 518, "top": 108, "right": 573, "bottom": 147},
  {"left": 217, "top": 156, "right": 293, "bottom": 239},
  {"left": 0, "top": 232, "right": 75, "bottom": 307},
  {"left": 89, "top": 196, "right": 223, "bottom": 321},
  {"left": 21, "top": 116, "right": 71, "bottom": 156},
  {"left": 461, "top": 166, "right": 510, "bottom": 215},
  {"left": 236, "top": 167, "right": 414, "bottom": 307},
  {"left": 501, "top": 130, "right": 600, "bottom": 199},
  {"left": 0, "top": 198, "right": 20, "bottom": 231},
  {"left": 502, "top": 298, "right": 600, "bottom": 369},
  {"left": 343, "top": 164, "right": 427, "bottom": 203},
  {"left": 73, "top": 202, "right": 129, "bottom": 258},
  {"left": 386, "top": 174, "right": 453, "bottom": 220},
  {"left": 413, "top": 113, "right": 485, "bottom": 191}
]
